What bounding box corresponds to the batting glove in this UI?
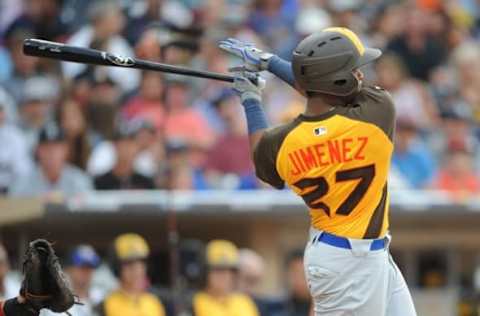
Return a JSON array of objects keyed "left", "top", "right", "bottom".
[
  {"left": 219, "top": 38, "right": 274, "bottom": 72},
  {"left": 233, "top": 72, "right": 266, "bottom": 103}
]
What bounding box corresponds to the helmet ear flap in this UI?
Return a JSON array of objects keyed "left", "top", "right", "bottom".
[{"left": 303, "top": 70, "right": 359, "bottom": 97}]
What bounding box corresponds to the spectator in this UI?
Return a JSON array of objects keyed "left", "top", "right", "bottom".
[
  {"left": 97, "top": 233, "right": 166, "bottom": 316},
  {"left": 94, "top": 124, "right": 155, "bottom": 190},
  {"left": 386, "top": 7, "right": 447, "bottom": 81},
  {"left": 280, "top": 249, "right": 310, "bottom": 316},
  {"left": 451, "top": 42, "right": 480, "bottom": 123},
  {"left": 57, "top": 99, "right": 91, "bottom": 170},
  {"left": 10, "top": 123, "right": 93, "bottom": 198},
  {"left": 430, "top": 111, "right": 480, "bottom": 170},
  {"left": 132, "top": 119, "right": 165, "bottom": 178},
  {"left": 123, "top": 0, "right": 163, "bottom": 45},
  {"left": 375, "top": 53, "right": 439, "bottom": 130},
  {"left": 1, "top": 27, "right": 40, "bottom": 104},
  {"left": 238, "top": 248, "right": 280, "bottom": 316},
  {"left": 122, "top": 71, "right": 166, "bottom": 131},
  {"left": 392, "top": 119, "right": 437, "bottom": 189},
  {"left": 433, "top": 140, "right": 480, "bottom": 200},
  {"left": 85, "top": 71, "right": 121, "bottom": 144},
  {"left": 17, "top": 75, "right": 59, "bottom": 152},
  {"left": 0, "top": 87, "right": 18, "bottom": 125},
  {"left": 164, "top": 76, "right": 214, "bottom": 149},
  {"left": 5, "top": 0, "right": 68, "bottom": 41},
  {"left": 62, "top": 0, "right": 139, "bottom": 92},
  {"left": 0, "top": 244, "right": 20, "bottom": 302},
  {"left": 191, "top": 240, "right": 259, "bottom": 316},
  {"left": 204, "top": 90, "right": 257, "bottom": 189},
  {"left": 41, "top": 244, "right": 103, "bottom": 316},
  {"left": 161, "top": 140, "right": 208, "bottom": 190},
  {"left": 238, "top": 249, "right": 265, "bottom": 297},
  {"left": 248, "top": 0, "right": 297, "bottom": 59},
  {"left": 0, "top": 101, "right": 32, "bottom": 194}
]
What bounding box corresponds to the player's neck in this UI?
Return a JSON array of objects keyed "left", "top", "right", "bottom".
[{"left": 304, "top": 98, "right": 337, "bottom": 117}]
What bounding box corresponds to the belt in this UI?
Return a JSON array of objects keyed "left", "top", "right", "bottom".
[{"left": 312, "top": 231, "right": 387, "bottom": 251}]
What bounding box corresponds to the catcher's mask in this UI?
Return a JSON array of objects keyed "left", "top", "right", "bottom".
[{"left": 292, "top": 27, "right": 382, "bottom": 97}]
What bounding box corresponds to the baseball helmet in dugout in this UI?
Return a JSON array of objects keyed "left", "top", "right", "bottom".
[
  {"left": 292, "top": 27, "right": 382, "bottom": 97},
  {"left": 110, "top": 233, "right": 150, "bottom": 276},
  {"left": 206, "top": 239, "right": 239, "bottom": 269}
]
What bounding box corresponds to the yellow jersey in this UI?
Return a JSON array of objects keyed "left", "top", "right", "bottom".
[
  {"left": 99, "top": 289, "right": 166, "bottom": 316},
  {"left": 192, "top": 291, "right": 259, "bottom": 316},
  {"left": 253, "top": 86, "right": 395, "bottom": 239}
]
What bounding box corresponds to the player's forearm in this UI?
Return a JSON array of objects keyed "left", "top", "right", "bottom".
[
  {"left": 242, "top": 98, "right": 268, "bottom": 154},
  {"left": 267, "top": 56, "right": 295, "bottom": 87}
]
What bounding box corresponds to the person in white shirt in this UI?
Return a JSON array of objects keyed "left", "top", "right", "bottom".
[
  {"left": 62, "top": 1, "right": 139, "bottom": 92},
  {"left": 0, "top": 102, "right": 32, "bottom": 194},
  {"left": 0, "top": 244, "right": 20, "bottom": 302},
  {"left": 10, "top": 123, "right": 92, "bottom": 198}
]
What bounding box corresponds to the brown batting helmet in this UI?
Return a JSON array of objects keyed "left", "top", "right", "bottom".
[{"left": 292, "top": 27, "right": 382, "bottom": 97}]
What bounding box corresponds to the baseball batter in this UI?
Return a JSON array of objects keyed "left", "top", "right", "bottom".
[{"left": 220, "top": 27, "right": 417, "bottom": 315}]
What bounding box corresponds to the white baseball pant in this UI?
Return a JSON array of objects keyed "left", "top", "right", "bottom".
[{"left": 304, "top": 228, "right": 417, "bottom": 316}]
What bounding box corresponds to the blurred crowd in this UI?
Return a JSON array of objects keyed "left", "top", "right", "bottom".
[
  {"left": 1, "top": 0, "right": 480, "bottom": 200},
  {"left": 0, "top": 235, "right": 311, "bottom": 316}
]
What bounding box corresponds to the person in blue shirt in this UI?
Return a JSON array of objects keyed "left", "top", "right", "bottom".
[{"left": 392, "top": 119, "right": 437, "bottom": 189}]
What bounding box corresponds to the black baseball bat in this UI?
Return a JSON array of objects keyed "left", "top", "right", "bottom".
[{"left": 23, "top": 38, "right": 236, "bottom": 83}]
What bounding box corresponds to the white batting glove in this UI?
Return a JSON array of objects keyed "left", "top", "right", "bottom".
[
  {"left": 219, "top": 38, "right": 274, "bottom": 72},
  {"left": 233, "top": 72, "right": 266, "bottom": 103}
]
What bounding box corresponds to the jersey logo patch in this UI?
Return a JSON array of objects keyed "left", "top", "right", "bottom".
[{"left": 313, "top": 126, "right": 327, "bottom": 136}]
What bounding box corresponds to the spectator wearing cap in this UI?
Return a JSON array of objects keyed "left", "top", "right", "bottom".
[
  {"left": 94, "top": 124, "right": 155, "bottom": 190},
  {"left": 10, "top": 123, "right": 93, "bottom": 198},
  {"left": 62, "top": 0, "right": 139, "bottom": 92},
  {"left": 41, "top": 245, "right": 103, "bottom": 316},
  {"left": 17, "top": 75, "right": 60, "bottom": 152},
  {"left": 96, "top": 233, "right": 166, "bottom": 316},
  {"left": 204, "top": 90, "right": 258, "bottom": 189},
  {"left": 0, "top": 100, "right": 32, "bottom": 194},
  {"left": 0, "top": 244, "right": 20, "bottom": 302},
  {"left": 191, "top": 240, "right": 259, "bottom": 316},
  {"left": 392, "top": 119, "right": 437, "bottom": 189},
  {"left": 433, "top": 139, "right": 480, "bottom": 201}
]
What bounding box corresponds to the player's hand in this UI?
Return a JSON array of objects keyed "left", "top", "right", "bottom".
[
  {"left": 219, "top": 38, "right": 273, "bottom": 72},
  {"left": 232, "top": 72, "right": 266, "bottom": 103}
]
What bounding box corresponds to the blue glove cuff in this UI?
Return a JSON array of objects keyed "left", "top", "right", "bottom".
[{"left": 242, "top": 98, "right": 269, "bottom": 134}]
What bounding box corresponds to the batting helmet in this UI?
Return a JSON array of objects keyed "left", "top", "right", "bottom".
[
  {"left": 292, "top": 27, "right": 382, "bottom": 97},
  {"left": 110, "top": 233, "right": 150, "bottom": 276},
  {"left": 206, "top": 240, "right": 239, "bottom": 269}
]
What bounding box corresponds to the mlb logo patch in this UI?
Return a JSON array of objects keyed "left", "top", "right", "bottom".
[{"left": 314, "top": 126, "right": 327, "bottom": 136}]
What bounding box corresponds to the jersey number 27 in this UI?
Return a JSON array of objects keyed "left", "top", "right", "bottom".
[{"left": 292, "top": 164, "right": 375, "bottom": 217}]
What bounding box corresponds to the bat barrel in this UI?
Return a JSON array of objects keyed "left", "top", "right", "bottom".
[{"left": 23, "top": 39, "right": 111, "bottom": 66}]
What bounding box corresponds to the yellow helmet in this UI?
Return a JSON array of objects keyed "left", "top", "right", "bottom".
[
  {"left": 206, "top": 240, "right": 239, "bottom": 269},
  {"left": 114, "top": 233, "right": 150, "bottom": 262}
]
